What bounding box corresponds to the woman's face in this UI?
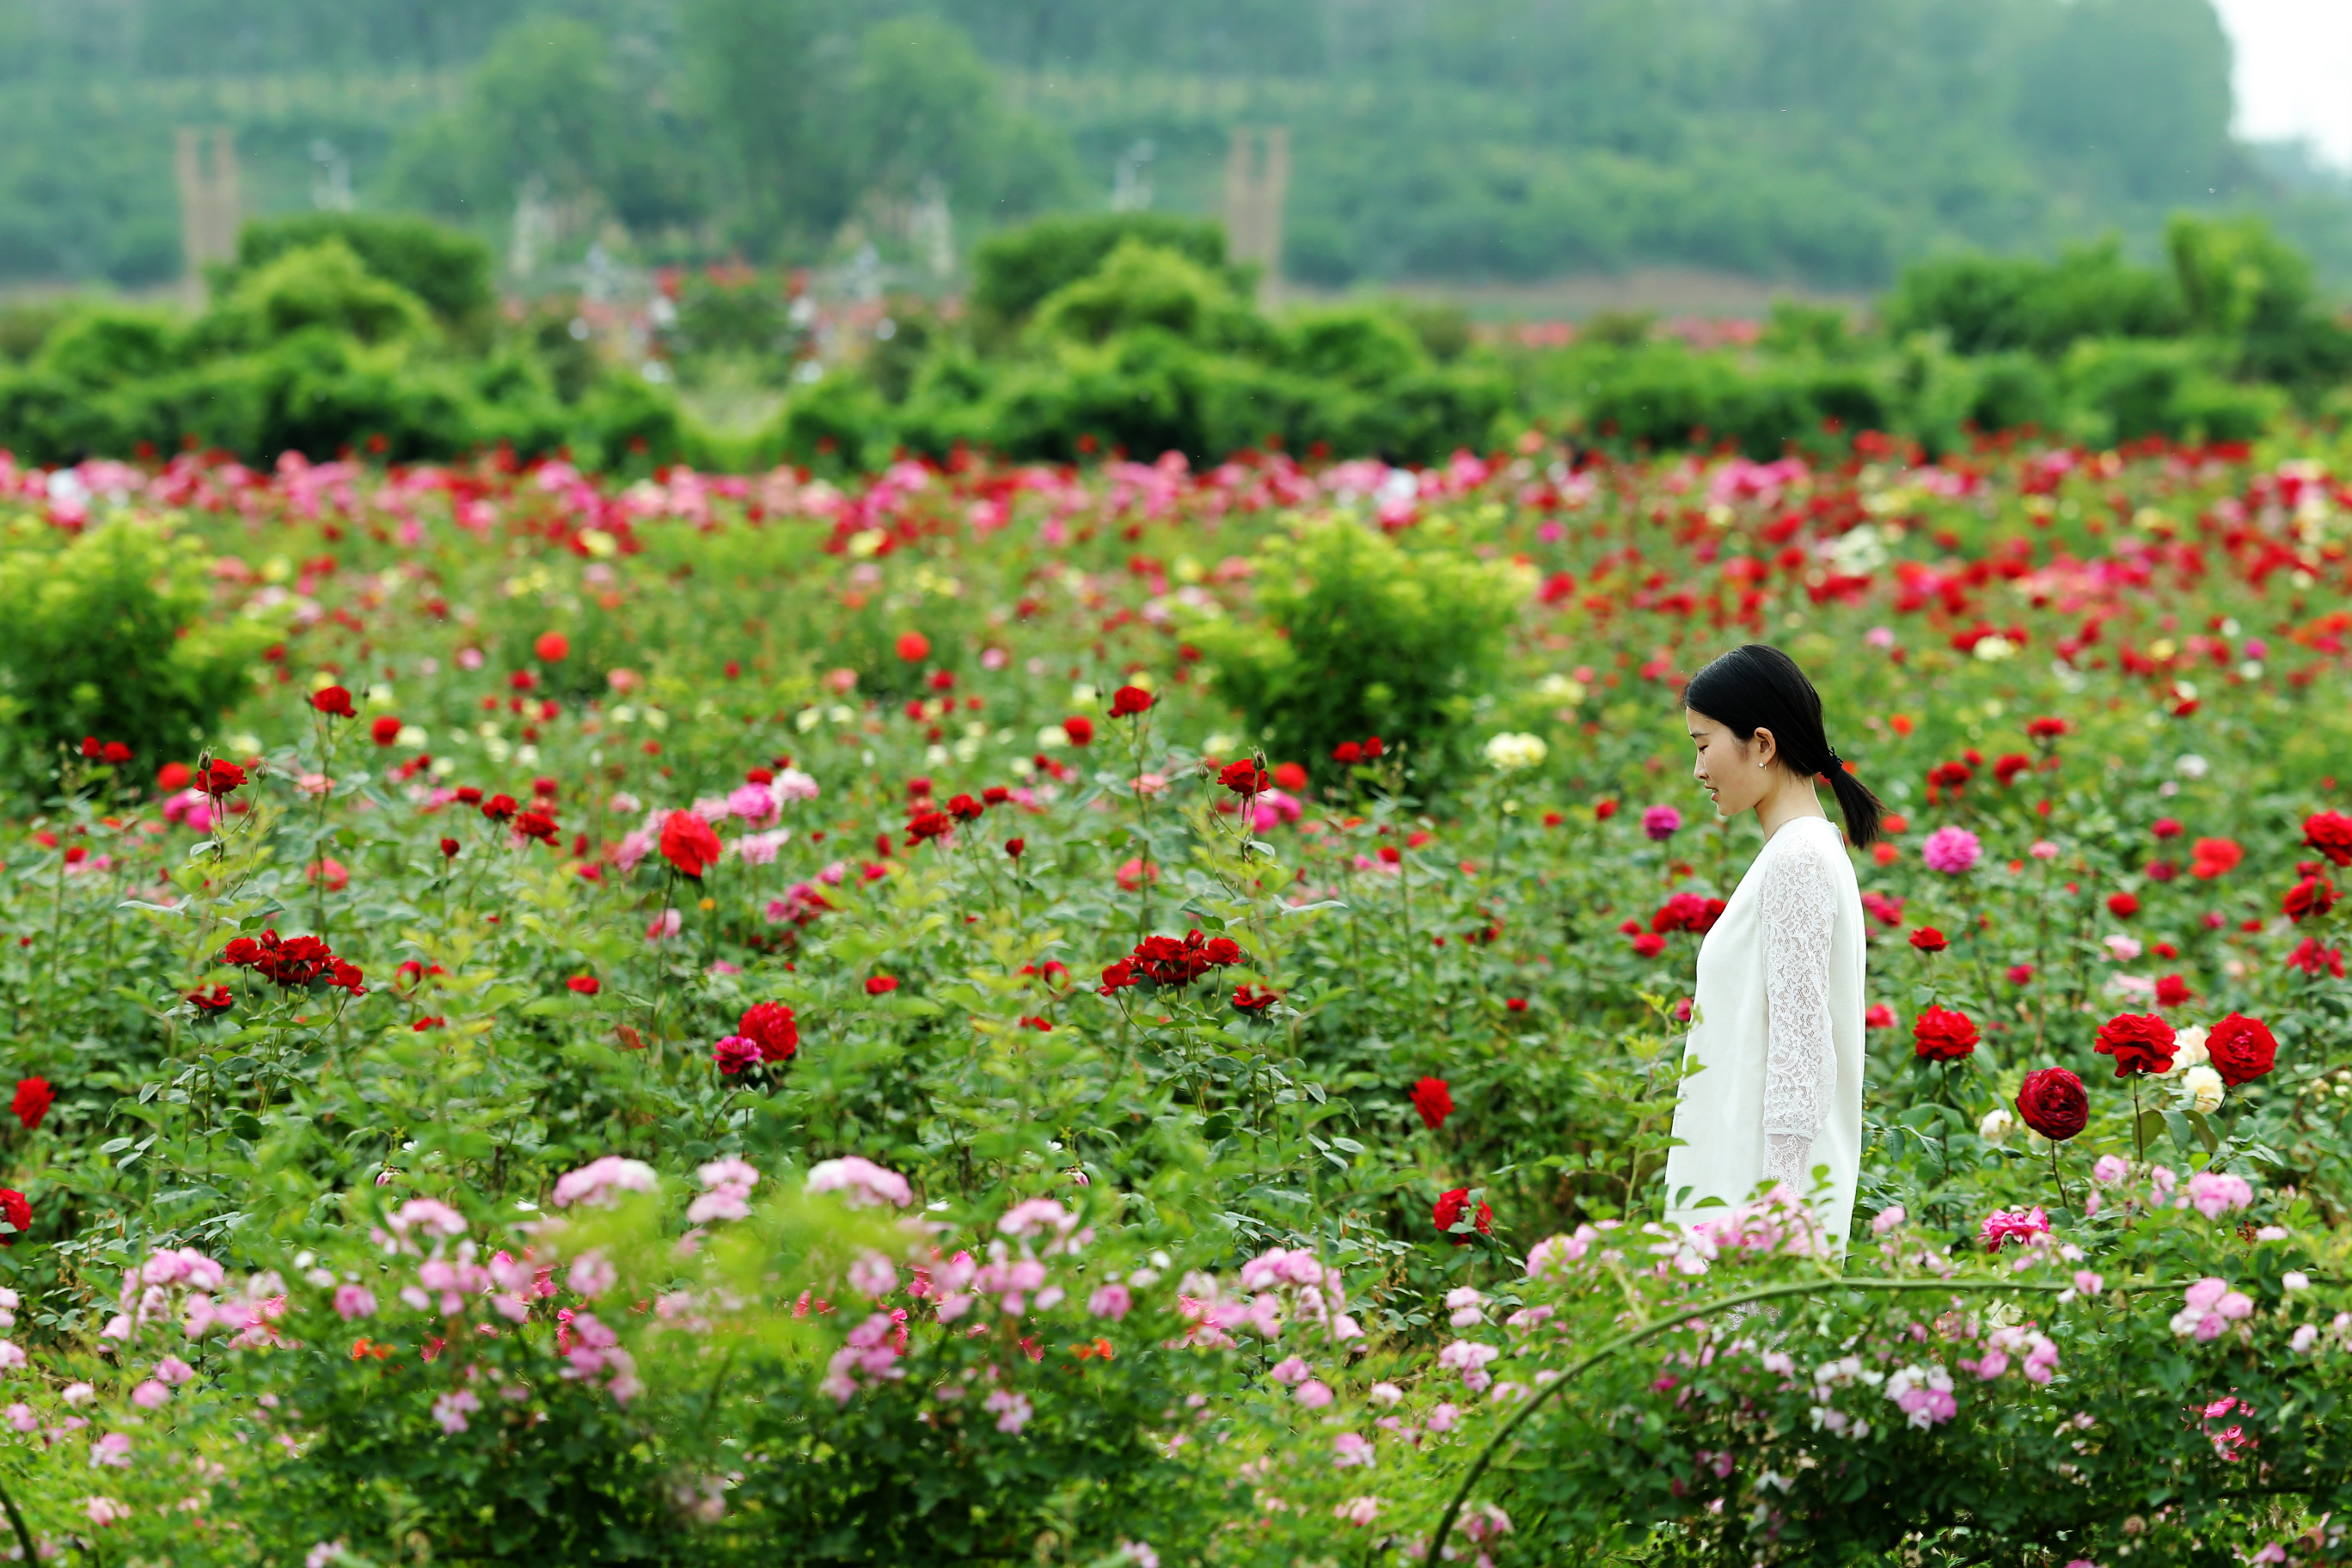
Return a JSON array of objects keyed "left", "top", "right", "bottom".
[{"left": 1687, "top": 707, "right": 1777, "bottom": 820}]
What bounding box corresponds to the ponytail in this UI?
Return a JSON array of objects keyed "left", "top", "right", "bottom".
[{"left": 1683, "top": 644, "right": 1885, "bottom": 848}]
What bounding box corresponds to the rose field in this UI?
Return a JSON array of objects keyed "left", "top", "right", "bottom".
[{"left": 0, "top": 420, "right": 2350, "bottom": 1565}]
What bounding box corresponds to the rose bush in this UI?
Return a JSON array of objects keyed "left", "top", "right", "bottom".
[{"left": 0, "top": 426, "right": 2341, "bottom": 1559}]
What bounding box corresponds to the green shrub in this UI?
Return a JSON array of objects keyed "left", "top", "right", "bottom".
[
  {"left": 32, "top": 306, "right": 183, "bottom": 386},
  {"left": 219, "top": 212, "right": 497, "bottom": 330},
  {"left": 1277, "top": 306, "right": 1430, "bottom": 387},
  {"left": 1578, "top": 345, "right": 1888, "bottom": 457},
  {"left": 968, "top": 213, "right": 1246, "bottom": 331},
  {"left": 2061, "top": 336, "right": 2285, "bottom": 446},
  {"left": 193, "top": 240, "right": 434, "bottom": 356},
  {"left": 1191, "top": 518, "right": 1521, "bottom": 778},
  {"left": 1885, "top": 238, "right": 2184, "bottom": 356},
  {"left": 0, "top": 517, "right": 271, "bottom": 785},
  {"left": 573, "top": 373, "right": 695, "bottom": 474},
  {"left": 1028, "top": 240, "right": 1268, "bottom": 352}
]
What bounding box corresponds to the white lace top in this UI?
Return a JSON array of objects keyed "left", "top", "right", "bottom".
[{"left": 1662, "top": 815, "right": 1866, "bottom": 1244}]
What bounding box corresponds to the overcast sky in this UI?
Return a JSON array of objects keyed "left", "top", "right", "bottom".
[{"left": 2212, "top": 0, "right": 2352, "bottom": 166}]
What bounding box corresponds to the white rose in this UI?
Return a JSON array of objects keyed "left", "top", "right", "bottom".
[{"left": 2180, "top": 1064, "right": 2225, "bottom": 1114}]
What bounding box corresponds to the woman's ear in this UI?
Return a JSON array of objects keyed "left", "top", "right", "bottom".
[{"left": 1749, "top": 726, "right": 1779, "bottom": 768}]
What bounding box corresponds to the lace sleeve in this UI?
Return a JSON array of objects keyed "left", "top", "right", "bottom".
[{"left": 1759, "top": 834, "right": 1838, "bottom": 1189}]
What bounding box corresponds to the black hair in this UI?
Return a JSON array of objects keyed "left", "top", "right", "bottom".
[{"left": 1683, "top": 643, "right": 1884, "bottom": 848}]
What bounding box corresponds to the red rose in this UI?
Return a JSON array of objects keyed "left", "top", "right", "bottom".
[
  {"left": 1201, "top": 936, "right": 1243, "bottom": 967},
  {"left": 481, "top": 793, "right": 518, "bottom": 824},
  {"left": 2007, "top": 964, "right": 2035, "bottom": 984},
  {"left": 713, "top": 1035, "right": 761, "bottom": 1075},
  {"left": 1652, "top": 893, "right": 1726, "bottom": 935},
  {"left": 1410, "top": 1075, "right": 1454, "bottom": 1131},
  {"left": 1218, "top": 759, "right": 1269, "bottom": 794},
  {"left": 11, "top": 1077, "right": 53, "bottom": 1132},
  {"left": 156, "top": 762, "right": 191, "bottom": 793},
  {"left": 1098, "top": 959, "right": 1136, "bottom": 994},
  {"left": 2151, "top": 818, "right": 2184, "bottom": 840},
  {"left": 739, "top": 1001, "right": 799, "bottom": 1062},
  {"left": 1909, "top": 927, "right": 1948, "bottom": 952},
  {"left": 2206, "top": 1013, "right": 2277, "bottom": 1087},
  {"left": 945, "top": 793, "right": 984, "bottom": 823},
  {"left": 534, "top": 631, "right": 571, "bottom": 663},
  {"left": 2190, "top": 837, "right": 2242, "bottom": 879},
  {"left": 1631, "top": 933, "right": 1667, "bottom": 959},
  {"left": 567, "top": 976, "right": 600, "bottom": 996},
  {"left": 894, "top": 632, "right": 931, "bottom": 663},
  {"left": 1110, "top": 685, "right": 1155, "bottom": 718},
  {"left": 659, "top": 811, "right": 723, "bottom": 878},
  {"left": 515, "top": 811, "right": 559, "bottom": 843},
  {"left": 1063, "top": 716, "right": 1094, "bottom": 747},
  {"left": 2304, "top": 810, "right": 2352, "bottom": 868},
  {"left": 1913, "top": 1006, "right": 1979, "bottom": 1062},
  {"left": 310, "top": 685, "right": 356, "bottom": 719},
  {"left": 1332, "top": 742, "right": 1363, "bottom": 764},
  {"left": 2288, "top": 938, "right": 2345, "bottom": 978},
  {"left": 2155, "top": 974, "right": 2192, "bottom": 1008},
  {"left": 1271, "top": 762, "right": 1308, "bottom": 791},
  {"left": 1004, "top": 837, "right": 1025, "bottom": 860},
  {"left": 1865, "top": 1003, "right": 1896, "bottom": 1029},
  {"left": 1232, "top": 984, "right": 1278, "bottom": 1014},
  {"left": 199, "top": 760, "right": 246, "bottom": 796},
  {"left": 2015, "top": 1066, "right": 2087, "bottom": 1141},
  {"left": 371, "top": 716, "right": 402, "bottom": 746},
  {"left": 439, "top": 837, "right": 461, "bottom": 859},
  {"left": 905, "top": 810, "right": 952, "bottom": 845},
  {"left": 0, "top": 1188, "right": 28, "bottom": 1246},
  {"left": 2106, "top": 891, "right": 2140, "bottom": 918},
  {"left": 2093, "top": 1013, "right": 2177, "bottom": 1077},
  {"left": 1432, "top": 1188, "right": 1492, "bottom": 1244},
  {"left": 1595, "top": 799, "right": 1617, "bottom": 820},
  {"left": 2284, "top": 874, "right": 2337, "bottom": 923},
  {"left": 865, "top": 975, "right": 898, "bottom": 995}
]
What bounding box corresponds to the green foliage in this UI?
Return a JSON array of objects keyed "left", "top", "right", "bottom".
[
  {"left": 218, "top": 213, "right": 498, "bottom": 330},
  {"left": 1884, "top": 238, "right": 2186, "bottom": 357},
  {"left": 194, "top": 240, "right": 434, "bottom": 354},
  {"left": 970, "top": 213, "right": 1244, "bottom": 331},
  {"left": 0, "top": 518, "right": 270, "bottom": 782},
  {"left": 1193, "top": 518, "right": 1521, "bottom": 775},
  {"left": 2059, "top": 337, "right": 2287, "bottom": 447},
  {"left": 1573, "top": 343, "right": 1890, "bottom": 459}
]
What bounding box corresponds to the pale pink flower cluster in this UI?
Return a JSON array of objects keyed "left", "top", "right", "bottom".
[
  {"left": 387, "top": 1198, "right": 468, "bottom": 1240},
  {"left": 821, "top": 1312, "right": 910, "bottom": 1406},
  {"left": 1525, "top": 1224, "right": 1600, "bottom": 1278},
  {"left": 559, "top": 1309, "right": 641, "bottom": 1403},
  {"left": 1235, "top": 1246, "right": 1363, "bottom": 1342},
  {"left": 688, "top": 1156, "right": 760, "bottom": 1224},
  {"left": 553, "top": 1156, "right": 659, "bottom": 1210},
  {"left": 2186, "top": 1169, "right": 2255, "bottom": 1219},
  {"left": 1808, "top": 1356, "right": 1878, "bottom": 1439},
  {"left": 983, "top": 1387, "right": 1032, "bottom": 1433},
  {"left": 2172, "top": 1277, "right": 2256, "bottom": 1341},
  {"left": 1885, "top": 1363, "right": 1957, "bottom": 1428},
  {"left": 804, "top": 1156, "right": 912, "bottom": 1209},
  {"left": 162, "top": 789, "right": 215, "bottom": 832},
  {"left": 733, "top": 830, "right": 788, "bottom": 866},
  {"left": 1978, "top": 1206, "right": 2051, "bottom": 1253},
  {"left": 764, "top": 881, "right": 830, "bottom": 925},
  {"left": 1968, "top": 1326, "right": 2059, "bottom": 1383},
  {"left": 1436, "top": 1338, "right": 1502, "bottom": 1393}
]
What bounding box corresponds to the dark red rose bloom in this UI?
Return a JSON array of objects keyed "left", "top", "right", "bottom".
[
  {"left": 1909, "top": 927, "right": 1948, "bottom": 952},
  {"left": 2093, "top": 1012, "right": 2177, "bottom": 1077},
  {"left": 1993, "top": 752, "right": 2030, "bottom": 787},
  {"left": 11, "top": 1077, "right": 53, "bottom": 1132},
  {"left": 1097, "top": 958, "right": 1137, "bottom": 994},
  {"left": 865, "top": 975, "right": 899, "bottom": 995},
  {"left": 2026, "top": 716, "right": 2067, "bottom": 739},
  {"left": 1651, "top": 893, "right": 1727, "bottom": 934},
  {"left": 370, "top": 715, "right": 402, "bottom": 746},
  {"left": 454, "top": 787, "right": 483, "bottom": 805},
  {"left": 1332, "top": 742, "right": 1363, "bottom": 764},
  {"left": 1110, "top": 685, "right": 1155, "bottom": 718},
  {"left": 310, "top": 685, "right": 356, "bottom": 719},
  {"left": 222, "top": 930, "right": 345, "bottom": 989},
  {"left": 659, "top": 811, "right": 723, "bottom": 878},
  {"left": 2106, "top": 891, "right": 2140, "bottom": 918},
  {"left": 906, "top": 776, "right": 934, "bottom": 799},
  {"left": 439, "top": 837, "right": 461, "bottom": 859},
  {"left": 1631, "top": 933, "right": 1667, "bottom": 958},
  {"left": 1232, "top": 984, "right": 1279, "bottom": 1014},
  {"left": 221, "top": 938, "right": 261, "bottom": 967},
  {"left": 2156, "top": 974, "right": 2193, "bottom": 1008},
  {"left": 2288, "top": 937, "right": 2346, "bottom": 978},
  {"left": 2015, "top": 1067, "right": 2087, "bottom": 1142},
  {"left": 2007, "top": 964, "right": 2035, "bottom": 984},
  {"left": 514, "top": 811, "right": 559, "bottom": 843},
  {"left": 1202, "top": 936, "right": 1242, "bottom": 967},
  {"left": 1062, "top": 716, "right": 1094, "bottom": 747},
  {"left": 2206, "top": 1013, "right": 2277, "bottom": 1087},
  {"left": 738, "top": 1001, "right": 799, "bottom": 1063},
  {"left": 0, "top": 1188, "right": 28, "bottom": 1246},
  {"left": 1005, "top": 836, "right": 1025, "bottom": 860},
  {"left": 905, "top": 810, "right": 953, "bottom": 846},
  {"left": 199, "top": 760, "right": 247, "bottom": 796},
  {"left": 2304, "top": 810, "right": 2352, "bottom": 869},
  {"left": 1432, "top": 1188, "right": 1492, "bottom": 1244},
  {"left": 481, "top": 793, "right": 518, "bottom": 824},
  {"left": 1361, "top": 736, "right": 1384, "bottom": 758},
  {"left": 945, "top": 793, "right": 984, "bottom": 823},
  {"left": 1217, "top": 759, "right": 1270, "bottom": 794},
  {"left": 101, "top": 741, "right": 130, "bottom": 765},
  {"left": 982, "top": 786, "right": 1011, "bottom": 805},
  {"left": 566, "top": 975, "right": 600, "bottom": 995},
  {"left": 1913, "top": 1006, "right": 1979, "bottom": 1062},
  {"left": 2152, "top": 818, "right": 2184, "bottom": 840},
  {"left": 2284, "top": 873, "right": 2337, "bottom": 923},
  {"left": 1410, "top": 1075, "right": 1454, "bottom": 1131}
]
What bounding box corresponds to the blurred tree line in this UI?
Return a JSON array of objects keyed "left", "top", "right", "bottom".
[{"left": 2, "top": 0, "right": 2350, "bottom": 293}]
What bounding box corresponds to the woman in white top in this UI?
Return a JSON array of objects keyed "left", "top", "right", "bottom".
[{"left": 1663, "top": 645, "right": 1876, "bottom": 1246}]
